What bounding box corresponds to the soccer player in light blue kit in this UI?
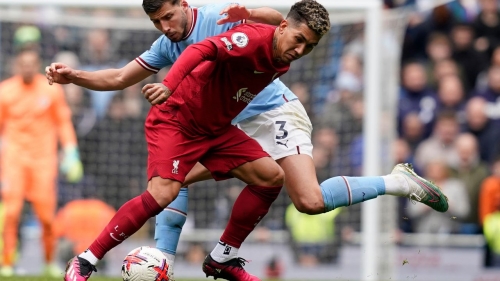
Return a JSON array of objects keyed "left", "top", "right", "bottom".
[{"left": 46, "top": 0, "right": 448, "bottom": 279}]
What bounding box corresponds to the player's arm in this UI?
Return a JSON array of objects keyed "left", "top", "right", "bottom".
[
  {"left": 218, "top": 4, "right": 284, "bottom": 25},
  {"left": 143, "top": 41, "right": 218, "bottom": 105},
  {"left": 45, "top": 60, "right": 153, "bottom": 91}
]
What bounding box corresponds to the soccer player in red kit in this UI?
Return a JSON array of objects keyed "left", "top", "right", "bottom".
[{"left": 63, "top": 1, "right": 330, "bottom": 280}]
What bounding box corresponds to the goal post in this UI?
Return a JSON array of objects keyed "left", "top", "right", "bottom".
[{"left": 362, "top": 3, "right": 384, "bottom": 281}]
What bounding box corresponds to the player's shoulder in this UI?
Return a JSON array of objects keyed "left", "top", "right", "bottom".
[
  {"left": 229, "top": 23, "right": 275, "bottom": 42},
  {"left": 150, "top": 34, "right": 170, "bottom": 51},
  {"left": 196, "top": 2, "right": 238, "bottom": 29},
  {"left": 232, "top": 23, "right": 275, "bottom": 34},
  {"left": 197, "top": 2, "right": 234, "bottom": 16}
]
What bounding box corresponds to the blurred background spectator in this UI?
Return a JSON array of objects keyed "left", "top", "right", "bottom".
[{"left": 285, "top": 204, "right": 342, "bottom": 266}]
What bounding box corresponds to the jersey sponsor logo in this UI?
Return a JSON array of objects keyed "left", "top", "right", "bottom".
[
  {"left": 172, "top": 160, "right": 180, "bottom": 174},
  {"left": 220, "top": 37, "right": 233, "bottom": 51},
  {"left": 231, "top": 32, "right": 248, "bottom": 48},
  {"left": 233, "top": 88, "right": 257, "bottom": 104}
]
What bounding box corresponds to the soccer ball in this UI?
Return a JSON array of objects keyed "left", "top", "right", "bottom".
[{"left": 121, "top": 246, "right": 171, "bottom": 281}]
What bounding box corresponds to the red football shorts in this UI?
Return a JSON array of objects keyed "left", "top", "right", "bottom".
[{"left": 145, "top": 106, "right": 269, "bottom": 182}]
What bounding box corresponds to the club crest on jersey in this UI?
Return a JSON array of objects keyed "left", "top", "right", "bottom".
[
  {"left": 172, "top": 160, "right": 179, "bottom": 174},
  {"left": 220, "top": 37, "right": 233, "bottom": 51},
  {"left": 231, "top": 32, "right": 248, "bottom": 48}
]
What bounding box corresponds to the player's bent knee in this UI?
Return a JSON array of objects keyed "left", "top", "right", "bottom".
[
  {"left": 147, "top": 177, "right": 182, "bottom": 207},
  {"left": 288, "top": 187, "right": 325, "bottom": 214},
  {"left": 293, "top": 198, "right": 324, "bottom": 215},
  {"left": 263, "top": 165, "right": 285, "bottom": 187}
]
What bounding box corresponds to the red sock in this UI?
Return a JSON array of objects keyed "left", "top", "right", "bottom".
[
  {"left": 220, "top": 185, "right": 281, "bottom": 248},
  {"left": 88, "top": 190, "right": 163, "bottom": 259}
]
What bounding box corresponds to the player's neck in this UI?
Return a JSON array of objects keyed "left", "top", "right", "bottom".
[
  {"left": 186, "top": 7, "right": 193, "bottom": 29},
  {"left": 180, "top": 7, "right": 196, "bottom": 41},
  {"left": 272, "top": 28, "right": 281, "bottom": 64}
]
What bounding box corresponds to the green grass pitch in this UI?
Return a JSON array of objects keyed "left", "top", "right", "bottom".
[
  {"left": 1, "top": 277, "right": 208, "bottom": 281},
  {"left": 1, "top": 277, "right": 336, "bottom": 281}
]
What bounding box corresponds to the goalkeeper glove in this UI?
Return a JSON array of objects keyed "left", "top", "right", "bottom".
[{"left": 60, "top": 146, "right": 84, "bottom": 183}]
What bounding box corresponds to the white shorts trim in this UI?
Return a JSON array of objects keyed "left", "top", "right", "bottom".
[{"left": 236, "top": 100, "right": 313, "bottom": 160}]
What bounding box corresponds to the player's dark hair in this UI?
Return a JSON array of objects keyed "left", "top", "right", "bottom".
[
  {"left": 286, "top": 0, "right": 330, "bottom": 36},
  {"left": 142, "top": 0, "right": 180, "bottom": 14}
]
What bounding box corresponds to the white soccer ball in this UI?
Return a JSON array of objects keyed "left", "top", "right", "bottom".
[{"left": 121, "top": 246, "right": 171, "bottom": 281}]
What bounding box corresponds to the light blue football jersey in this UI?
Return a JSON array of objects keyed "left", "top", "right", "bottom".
[{"left": 136, "top": 2, "right": 297, "bottom": 124}]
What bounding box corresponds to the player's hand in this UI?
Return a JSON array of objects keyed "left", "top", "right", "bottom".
[
  {"left": 142, "top": 83, "right": 172, "bottom": 105},
  {"left": 218, "top": 3, "right": 251, "bottom": 25},
  {"left": 45, "top": 63, "right": 77, "bottom": 85}
]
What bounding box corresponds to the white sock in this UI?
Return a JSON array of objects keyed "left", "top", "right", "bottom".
[
  {"left": 382, "top": 175, "right": 409, "bottom": 197},
  {"left": 210, "top": 241, "right": 239, "bottom": 263},
  {"left": 78, "top": 249, "right": 99, "bottom": 265},
  {"left": 162, "top": 252, "right": 176, "bottom": 267}
]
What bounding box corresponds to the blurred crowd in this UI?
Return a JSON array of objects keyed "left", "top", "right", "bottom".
[
  {"left": 0, "top": 0, "right": 500, "bottom": 273},
  {"left": 284, "top": 0, "right": 500, "bottom": 268}
]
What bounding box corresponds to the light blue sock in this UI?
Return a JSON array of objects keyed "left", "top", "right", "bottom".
[
  {"left": 320, "top": 176, "right": 385, "bottom": 212},
  {"left": 155, "top": 187, "right": 188, "bottom": 255}
]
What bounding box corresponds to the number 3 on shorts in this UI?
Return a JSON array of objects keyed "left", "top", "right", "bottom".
[{"left": 275, "top": 121, "right": 288, "bottom": 139}]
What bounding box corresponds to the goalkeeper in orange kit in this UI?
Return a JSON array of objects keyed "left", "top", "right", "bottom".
[{"left": 0, "top": 48, "right": 83, "bottom": 277}]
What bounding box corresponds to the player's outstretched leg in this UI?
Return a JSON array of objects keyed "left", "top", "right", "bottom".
[{"left": 319, "top": 163, "right": 448, "bottom": 213}]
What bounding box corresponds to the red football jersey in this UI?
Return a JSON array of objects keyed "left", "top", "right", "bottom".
[{"left": 160, "top": 23, "right": 290, "bottom": 136}]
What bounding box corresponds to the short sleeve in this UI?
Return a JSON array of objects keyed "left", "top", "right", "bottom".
[
  {"left": 136, "top": 36, "right": 174, "bottom": 73},
  {"left": 205, "top": 24, "right": 261, "bottom": 62}
]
